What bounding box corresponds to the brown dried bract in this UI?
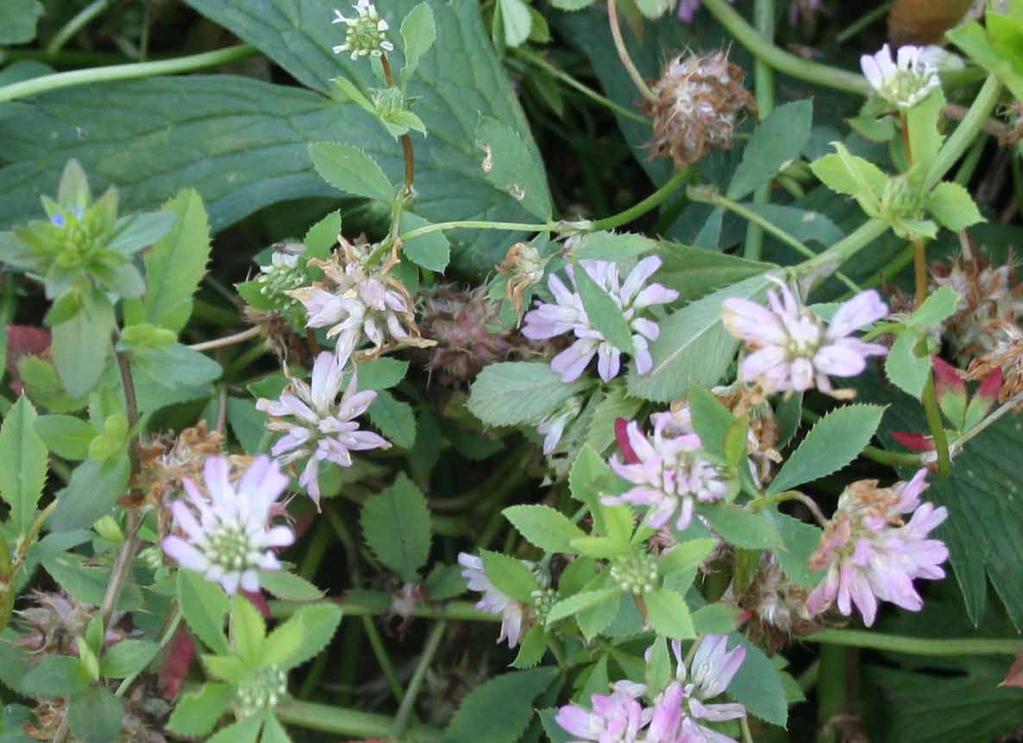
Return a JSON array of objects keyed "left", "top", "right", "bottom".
[
  {"left": 967, "top": 321, "right": 1023, "bottom": 404},
  {"left": 497, "top": 242, "right": 544, "bottom": 314},
  {"left": 645, "top": 51, "right": 757, "bottom": 170},
  {"left": 736, "top": 557, "right": 822, "bottom": 654}
]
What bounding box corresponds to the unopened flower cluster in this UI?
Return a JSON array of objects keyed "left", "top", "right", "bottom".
[
  {"left": 860, "top": 43, "right": 942, "bottom": 110},
  {"left": 723, "top": 281, "right": 888, "bottom": 398},
  {"left": 556, "top": 636, "right": 747, "bottom": 743},
  {"left": 332, "top": 0, "right": 394, "bottom": 59},
  {"left": 522, "top": 256, "right": 678, "bottom": 383},
  {"left": 805, "top": 469, "right": 949, "bottom": 626}
]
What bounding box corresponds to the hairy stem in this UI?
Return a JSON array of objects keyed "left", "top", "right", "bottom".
[
  {"left": 607, "top": 0, "right": 657, "bottom": 103},
  {"left": 0, "top": 45, "right": 256, "bottom": 102}
]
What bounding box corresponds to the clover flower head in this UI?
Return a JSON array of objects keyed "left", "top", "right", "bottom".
[
  {"left": 602, "top": 417, "right": 730, "bottom": 534},
  {"left": 332, "top": 0, "right": 394, "bottom": 60},
  {"left": 722, "top": 281, "right": 888, "bottom": 398},
  {"left": 537, "top": 396, "right": 582, "bottom": 455},
  {"left": 860, "top": 43, "right": 941, "bottom": 109},
  {"left": 663, "top": 635, "right": 747, "bottom": 742},
  {"left": 289, "top": 237, "right": 430, "bottom": 358},
  {"left": 521, "top": 256, "right": 678, "bottom": 383},
  {"left": 555, "top": 681, "right": 649, "bottom": 743},
  {"left": 256, "top": 348, "right": 390, "bottom": 507},
  {"left": 162, "top": 456, "right": 295, "bottom": 595},
  {"left": 457, "top": 552, "right": 528, "bottom": 648},
  {"left": 804, "top": 469, "right": 949, "bottom": 626}
]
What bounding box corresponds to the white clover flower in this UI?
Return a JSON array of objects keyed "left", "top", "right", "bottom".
[
  {"left": 860, "top": 43, "right": 941, "bottom": 109},
  {"left": 457, "top": 552, "right": 526, "bottom": 648},
  {"left": 162, "top": 456, "right": 295, "bottom": 595},
  {"left": 256, "top": 348, "right": 390, "bottom": 506},
  {"left": 536, "top": 396, "right": 582, "bottom": 455},
  {"left": 332, "top": 0, "right": 395, "bottom": 60},
  {"left": 522, "top": 256, "right": 679, "bottom": 383},
  {"left": 722, "top": 281, "right": 888, "bottom": 398}
]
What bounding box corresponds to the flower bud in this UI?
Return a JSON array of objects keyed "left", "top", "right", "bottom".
[{"left": 497, "top": 242, "right": 544, "bottom": 313}]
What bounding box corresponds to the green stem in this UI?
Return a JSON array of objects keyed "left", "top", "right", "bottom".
[
  {"left": 921, "top": 371, "right": 953, "bottom": 476},
  {"left": 47, "top": 0, "right": 111, "bottom": 54},
  {"left": 515, "top": 48, "right": 651, "bottom": 125},
  {"left": 362, "top": 615, "right": 405, "bottom": 703},
  {"left": 268, "top": 598, "right": 499, "bottom": 622},
  {"left": 701, "top": 0, "right": 870, "bottom": 95},
  {"left": 392, "top": 620, "right": 447, "bottom": 737},
  {"left": 398, "top": 219, "right": 556, "bottom": 242},
  {"left": 835, "top": 1, "right": 892, "bottom": 44},
  {"left": 745, "top": 0, "right": 775, "bottom": 261},
  {"left": 590, "top": 169, "right": 689, "bottom": 231},
  {"left": 794, "top": 219, "right": 888, "bottom": 282},
  {"left": 860, "top": 445, "right": 923, "bottom": 467},
  {"left": 275, "top": 700, "right": 440, "bottom": 740},
  {"left": 607, "top": 0, "right": 657, "bottom": 103},
  {"left": 0, "top": 45, "right": 256, "bottom": 103},
  {"left": 815, "top": 644, "right": 846, "bottom": 743},
  {"left": 925, "top": 75, "right": 1002, "bottom": 190},
  {"left": 805, "top": 629, "right": 1023, "bottom": 656}
]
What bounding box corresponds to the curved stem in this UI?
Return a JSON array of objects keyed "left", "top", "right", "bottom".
[
  {"left": 607, "top": 0, "right": 657, "bottom": 103},
  {"left": 0, "top": 45, "right": 256, "bottom": 103},
  {"left": 515, "top": 47, "right": 651, "bottom": 125},
  {"left": 591, "top": 169, "right": 689, "bottom": 231},
  {"left": 860, "top": 445, "right": 923, "bottom": 468},
  {"left": 925, "top": 75, "right": 1002, "bottom": 190},
  {"left": 276, "top": 700, "right": 440, "bottom": 739},
  {"left": 189, "top": 325, "right": 262, "bottom": 352},
  {"left": 701, "top": 0, "right": 870, "bottom": 95},
  {"left": 804, "top": 628, "right": 1023, "bottom": 656},
  {"left": 750, "top": 490, "right": 828, "bottom": 527},
  {"left": 793, "top": 219, "right": 889, "bottom": 281},
  {"left": 380, "top": 56, "right": 415, "bottom": 194},
  {"left": 47, "top": 0, "right": 111, "bottom": 54},
  {"left": 398, "top": 218, "right": 556, "bottom": 242},
  {"left": 921, "top": 370, "right": 953, "bottom": 477},
  {"left": 391, "top": 620, "right": 447, "bottom": 737},
  {"left": 835, "top": 1, "right": 892, "bottom": 44},
  {"left": 745, "top": 0, "right": 775, "bottom": 261}
]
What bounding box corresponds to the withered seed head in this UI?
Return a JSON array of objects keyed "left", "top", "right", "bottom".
[{"left": 645, "top": 50, "right": 757, "bottom": 170}]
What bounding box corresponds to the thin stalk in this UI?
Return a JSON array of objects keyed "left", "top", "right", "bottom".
[
  {"left": 816, "top": 644, "right": 846, "bottom": 743},
  {"left": 116, "top": 606, "right": 181, "bottom": 696},
  {"left": 391, "top": 620, "right": 447, "bottom": 737},
  {"left": 590, "top": 169, "right": 689, "bottom": 231},
  {"left": 794, "top": 219, "right": 888, "bottom": 281},
  {"left": 398, "top": 219, "right": 556, "bottom": 242},
  {"left": 47, "top": 0, "right": 111, "bottom": 54},
  {"left": 189, "top": 325, "right": 262, "bottom": 352},
  {"left": 607, "top": 0, "right": 657, "bottom": 103},
  {"left": 924, "top": 75, "right": 1002, "bottom": 190},
  {"left": 750, "top": 490, "right": 827, "bottom": 527},
  {"left": 912, "top": 240, "right": 928, "bottom": 306},
  {"left": 948, "top": 392, "right": 1023, "bottom": 456},
  {"left": 954, "top": 134, "right": 988, "bottom": 185},
  {"left": 846, "top": 243, "right": 914, "bottom": 296},
  {"left": 860, "top": 445, "right": 923, "bottom": 468},
  {"left": 515, "top": 47, "right": 651, "bottom": 125},
  {"left": 362, "top": 615, "right": 405, "bottom": 703},
  {"left": 268, "top": 599, "right": 499, "bottom": 622},
  {"left": 805, "top": 628, "right": 1023, "bottom": 656},
  {"left": 745, "top": 0, "right": 775, "bottom": 261},
  {"left": 921, "top": 371, "right": 952, "bottom": 476},
  {"left": 701, "top": 0, "right": 870, "bottom": 95},
  {"left": 835, "top": 1, "right": 892, "bottom": 43},
  {"left": 381, "top": 56, "right": 415, "bottom": 193},
  {"left": 276, "top": 700, "right": 440, "bottom": 739},
  {"left": 0, "top": 45, "right": 256, "bottom": 103}
]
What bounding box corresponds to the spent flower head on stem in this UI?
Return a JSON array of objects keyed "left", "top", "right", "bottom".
[
  {"left": 332, "top": 0, "right": 394, "bottom": 60},
  {"left": 722, "top": 280, "right": 888, "bottom": 398},
  {"left": 805, "top": 469, "right": 949, "bottom": 626},
  {"left": 256, "top": 348, "right": 390, "bottom": 507},
  {"left": 522, "top": 256, "right": 678, "bottom": 383},
  {"left": 162, "top": 456, "right": 295, "bottom": 595}
]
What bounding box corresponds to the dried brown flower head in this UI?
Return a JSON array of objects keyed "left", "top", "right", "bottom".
[
  {"left": 136, "top": 422, "right": 225, "bottom": 509},
  {"left": 15, "top": 590, "right": 128, "bottom": 657},
  {"left": 736, "top": 557, "right": 821, "bottom": 653},
  {"left": 497, "top": 242, "right": 544, "bottom": 313},
  {"left": 967, "top": 321, "right": 1023, "bottom": 404},
  {"left": 999, "top": 100, "right": 1023, "bottom": 148},
  {"left": 645, "top": 51, "right": 757, "bottom": 170},
  {"left": 932, "top": 242, "right": 1023, "bottom": 365},
  {"left": 242, "top": 305, "right": 310, "bottom": 365}
]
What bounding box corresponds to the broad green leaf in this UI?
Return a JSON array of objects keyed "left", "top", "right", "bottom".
[
  {"left": 34, "top": 414, "right": 96, "bottom": 460},
  {"left": 926, "top": 182, "right": 985, "bottom": 232},
  {"left": 230, "top": 595, "right": 267, "bottom": 664},
  {"left": 573, "top": 231, "right": 656, "bottom": 264},
  {"left": 727, "top": 100, "right": 813, "bottom": 201},
  {"left": 208, "top": 715, "right": 263, "bottom": 743},
  {"left": 634, "top": 0, "right": 674, "bottom": 18},
  {"left": 468, "top": 362, "right": 589, "bottom": 426},
  {"left": 108, "top": 211, "right": 177, "bottom": 256},
  {"left": 906, "top": 89, "right": 945, "bottom": 175},
  {"left": 658, "top": 538, "right": 717, "bottom": 583},
  {"left": 261, "top": 715, "right": 293, "bottom": 743},
  {"left": 142, "top": 189, "right": 211, "bottom": 332},
  {"left": 0, "top": 0, "right": 43, "bottom": 44},
  {"left": 20, "top": 655, "right": 90, "bottom": 698},
  {"left": 259, "top": 571, "right": 324, "bottom": 602},
  {"left": 166, "top": 682, "right": 234, "bottom": 737},
  {"left": 767, "top": 404, "right": 886, "bottom": 495},
  {"left": 498, "top": 0, "right": 532, "bottom": 46},
  {"left": 42, "top": 553, "right": 142, "bottom": 611},
  {"left": 739, "top": 204, "right": 843, "bottom": 246},
  {"left": 701, "top": 505, "right": 783, "bottom": 549},
  {"left": 355, "top": 359, "right": 409, "bottom": 393},
  {"left": 360, "top": 473, "right": 432, "bottom": 582},
  {"left": 0, "top": 396, "right": 48, "bottom": 536},
  {"left": 585, "top": 384, "right": 642, "bottom": 453},
  {"left": 628, "top": 274, "right": 773, "bottom": 402},
  {"left": 399, "top": 212, "right": 450, "bottom": 272},
  {"left": 728, "top": 635, "right": 788, "bottom": 725},
  {"left": 262, "top": 603, "right": 343, "bottom": 670},
  {"left": 688, "top": 385, "right": 734, "bottom": 458},
  {"left": 654, "top": 242, "right": 774, "bottom": 302},
  {"left": 367, "top": 390, "right": 416, "bottom": 449},
  {"left": 49, "top": 455, "right": 131, "bottom": 532},
  {"left": 692, "top": 603, "right": 741, "bottom": 634},
  {"left": 766, "top": 511, "right": 825, "bottom": 589},
  {"left": 443, "top": 667, "right": 558, "bottom": 743},
  {"left": 546, "top": 588, "right": 619, "bottom": 625},
  {"left": 309, "top": 142, "right": 395, "bottom": 202},
  {"left": 481, "top": 550, "right": 537, "bottom": 603},
  {"left": 52, "top": 293, "right": 115, "bottom": 398},
  {"left": 645, "top": 636, "right": 672, "bottom": 695},
  {"left": 909, "top": 286, "right": 961, "bottom": 328},
  {"left": 572, "top": 259, "right": 634, "bottom": 352},
  {"left": 576, "top": 589, "right": 620, "bottom": 640},
  {"left": 948, "top": 15, "right": 1023, "bottom": 100},
  {"left": 503, "top": 505, "right": 586, "bottom": 553},
  {"left": 177, "top": 569, "right": 230, "bottom": 654},
  {"left": 400, "top": 2, "right": 437, "bottom": 81},
  {"left": 644, "top": 588, "right": 696, "bottom": 639},
  {"left": 100, "top": 639, "right": 160, "bottom": 679},
  {"left": 511, "top": 625, "right": 547, "bottom": 669},
  {"left": 885, "top": 331, "right": 930, "bottom": 399},
  {"left": 227, "top": 397, "right": 267, "bottom": 455},
  {"left": 475, "top": 116, "right": 552, "bottom": 221}
]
